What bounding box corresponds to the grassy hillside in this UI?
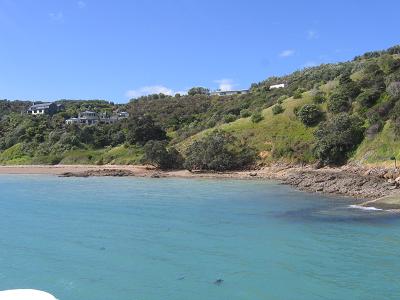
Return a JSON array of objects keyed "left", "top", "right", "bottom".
[
  {"left": 0, "top": 143, "right": 143, "bottom": 165},
  {"left": 352, "top": 121, "right": 400, "bottom": 166},
  {"left": 1, "top": 45, "right": 400, "bottom": 169},
  {"left": 178, "top": 92, "right": 319, "bottom": 164}
]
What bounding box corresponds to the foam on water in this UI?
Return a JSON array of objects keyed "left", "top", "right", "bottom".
[{"left": 349, "top": 204, "right": 383, "bottom": 211}]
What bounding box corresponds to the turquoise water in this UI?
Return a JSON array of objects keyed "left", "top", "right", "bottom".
[{"left": 0, "top": 175, "right": 399, "bottom": 300}]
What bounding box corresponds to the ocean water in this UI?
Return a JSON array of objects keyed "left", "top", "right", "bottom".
[{"left": 0, "top": 175, "right": 399, "bottom": 300}]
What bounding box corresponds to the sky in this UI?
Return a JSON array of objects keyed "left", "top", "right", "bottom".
[{"left": 0, "top": 0, "right": 400, "bottom": 103}]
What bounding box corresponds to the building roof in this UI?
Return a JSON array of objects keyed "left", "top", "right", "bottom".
[
  {"left": 28, "top": 102, "right": 54, "bottom": 110},
  {"left": 210, "top": 89, "right": 249, "bottom": 95}
]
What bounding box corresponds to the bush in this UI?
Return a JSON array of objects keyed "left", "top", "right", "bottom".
[
  {"left": 314, "top": 113, "right": 364, "bottom": 165},
  {"left": 311, "top": 90, "right": 326, "bottom": 104},
  {"left": 277, "top": 95, "right": 288, "bottom": 103},
  {"left": 327, "top": 92, "right": 351, "bottom": 113},
  {"left": 240, "top": 109, "right": 251, "bottom": 118},
  {"left": 296, "top": 104, "right": 323, "bottom": 126},
  {"left": 387, "top": 82, "right": 400, "bottom": 98},
  {"left": 356, "top": 89, "right": 381, "bottom": 108},
  {"left": 293, "top": 89, "right": 304, "bottom": 99},
  {"left": 143, "top": 140, "right": 183, "bottom": 169},
  {"left": 184, "top": 130, "right": 255, "bottom": 171},
  {"left": 223, "top": 114, "right": 237, "bottom": 123},
  {"left": 272, "top": 104, "right": 284, "bottom": 115},
  {"left": 251, "top": 112, "right": 263, "bottom": 123}
]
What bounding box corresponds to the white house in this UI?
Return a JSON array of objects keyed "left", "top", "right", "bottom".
[
  {"left": 269, "top": 83, "right": 285, "bottom": 90},
  {"left": 66, "top": 111, "right": 130, "bottom": 125},
  {"left": 27, "top": 102, "right": 59, "bottom": 115},
  {"left": 210, "top": 89, "right": 250, "bottom": 96}
]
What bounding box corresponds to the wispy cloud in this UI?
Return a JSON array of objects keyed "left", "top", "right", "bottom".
[
  {"left": 307, "top": 30, "right": 319, "bottom": 40},
  {"left": 279, "top": 49, "right": 295, "bottom": 58},
  {"left": 125, "top": 85, "right": 185, "bottom": 98},
  {"left": 214, "top": 79, "right": 236, "bottom": 91},
  {"left": 77, "top": 1, "right": 86, "bottom": 9},
  {"left": 49, "top": 12, "right": 64, "bottom": 23}
]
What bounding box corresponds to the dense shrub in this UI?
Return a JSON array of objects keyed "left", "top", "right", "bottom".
[
  {"left": 311, "top": 90, "right": 326, "bottom": 104},
  {"left": 272, "top": 104, "right": 284, "bottom": 115},
  {"left": 314, "top": 113, "right": 364, "bottom": 165},
  {"left": 296, "top": 104, "right": 323, "bottom": 126},
  {"left": 327, "top": 92, "right": 351, "bottom": 113},
  {"left": 356, "top": 89, "right": 382, "bottom": 108},
  {"left": 223, "top": 114, "right": 237, "bottom": 123},
  {"left": 183, "top": 130, "right": 255, "bottom": 171},
  {"left": 387, "top": 82, "right": 400, "bottom": 98},
  {"left": 293, "top": 89, "right": 304, "bottom": 99},
  {"left": 251, "top": 111, "right": 264, "bottom": 123},
  {"left": 240, "top": 109, "right": 251, "bottom": 118}
]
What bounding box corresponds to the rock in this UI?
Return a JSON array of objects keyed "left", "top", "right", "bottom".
[
  {"left": 249, "top": 172, "right": 258, "bottom": 177},
  {"left": 363, "top": 169, "right": 372, "bottom": 176},
  {"left": 214, "top": 279, "right": 224, "bottom": 286}
]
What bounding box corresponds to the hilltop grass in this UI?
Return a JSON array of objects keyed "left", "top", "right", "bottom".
[{"left": 178, "top": 92, "right": 320, "bottom": 164}]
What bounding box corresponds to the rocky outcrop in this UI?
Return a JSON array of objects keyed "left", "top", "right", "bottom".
[
  {"left": 60, "top": 169, "right": 137, "bottom": 177},
  {"left": 257, "top": 164, "right": 400, "bottom": 200}
]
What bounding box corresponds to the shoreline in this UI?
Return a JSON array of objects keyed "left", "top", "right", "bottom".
[{"left": 1, "top": 164, "right": 400, "bottom": 208}]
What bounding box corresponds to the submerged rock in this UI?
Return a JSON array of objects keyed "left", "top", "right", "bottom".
[{"left": 214, "top": 279, "right": 224, "bottom": 285}]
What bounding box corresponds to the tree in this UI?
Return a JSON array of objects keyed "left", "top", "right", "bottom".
[
  {"left": 188, "top": 87, "right": 209, "bottom": 96},
  {"left": 143, "top": 140, "right": 183, "bottom": 169},
  {"left": 327, "top": 92, "right": 351, "bottom": 113},
  {"left": 126, "top": 115, "right": 167, "bottom": 145},
  {"left": 184, "top": 130, "right": 255, "bottom": 171},
  {"left": 296, "top": 104, "right": 323, "bottom": 126},
  {"left": 314, "top": 113, "right": 364, "bottom": 165}
]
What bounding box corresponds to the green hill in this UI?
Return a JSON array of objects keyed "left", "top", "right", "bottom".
[{"left": 1, "top": 45, "right": 400, "bottom": 169}]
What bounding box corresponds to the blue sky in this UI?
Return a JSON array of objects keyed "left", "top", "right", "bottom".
[{"left": 1, "top": 0, "right": 399, "bottom": 103}]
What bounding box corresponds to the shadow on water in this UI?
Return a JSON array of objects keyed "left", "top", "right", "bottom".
[{"left": 280, "top": 204, "right": 400, "bottom": 224}]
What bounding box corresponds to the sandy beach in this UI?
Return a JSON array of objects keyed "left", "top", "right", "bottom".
[{"left": 0, "top": 164, "right": 250, "bottom": 178}]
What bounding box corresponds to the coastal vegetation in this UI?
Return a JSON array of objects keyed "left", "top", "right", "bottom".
[{"left": 1, "top": 45, "right": 400, "bottom": 170}]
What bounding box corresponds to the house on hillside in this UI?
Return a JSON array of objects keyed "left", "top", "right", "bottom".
[
  {"left": 77, "top": 111, "right": 99, "bottom": 125},
  {"left": 65, "top": 111, "right": 130, "bottom": 125},
  {"left": 117, "top": 111, "right": 129, "bottom": 119},
  {"left": 210, "top": 89, "right": 250, "bottom": 96},
  {"left": 65, "top": 117, "right": 80, "bottom": 125},
  {"left": 269, "top": 83, "right": 285, "bottom": 90},
  {"left": 27, "top": 102, "right": 60, "bottom": 115}
]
